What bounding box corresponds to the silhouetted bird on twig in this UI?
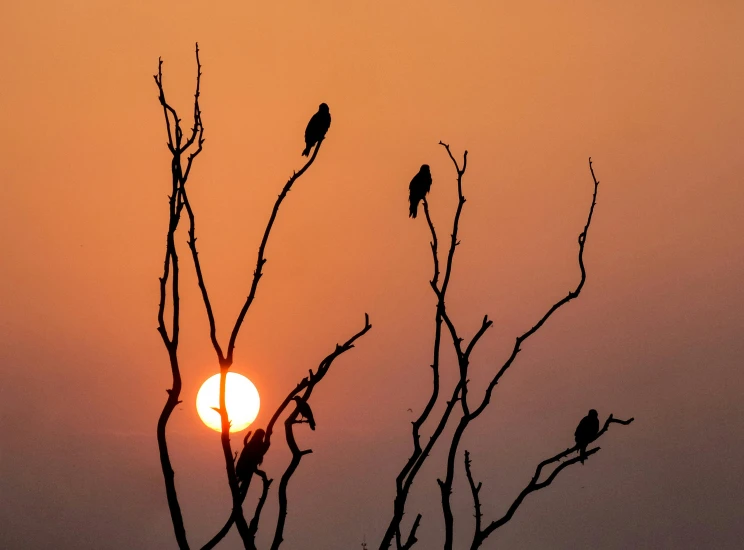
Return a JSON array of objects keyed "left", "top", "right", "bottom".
[
  {"left": 291, "top": 396, "right": 316, "bottom": 430},
  {"left": 236, "top": 428, "right": 269, "bottom": 482},
  {"left": 574, "top": 409, "right": 599, "bottom": 464},
  {"left": 408, "top": 164, "right": 432, "bottom": 218},
  {"left": 302, "top": 103, "right": 331, "bottom": 156}
]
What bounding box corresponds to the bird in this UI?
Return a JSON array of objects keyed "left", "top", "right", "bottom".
[
  {"left": 302, "top": 103, "right": 331, "bottom": 156},
  {"left": 408, "top": 164, "right": 432, "bottom": 218},
  {"left": 235, "top": 429, "right": 270, "bottom": 482},
  {"left": 292, "top": 396, "right": 316, "bottom": 430},
  {"left": 574, "top": 409, "right": 600, "bottom": 465}
]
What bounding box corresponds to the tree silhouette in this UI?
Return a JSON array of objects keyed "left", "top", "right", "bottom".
[
  {"left": 154, "top": 45, "right": 370, "bottom": 550},
  {"left": 153, "top": 45, "right": 632, "bottom": 549},
  {"left": 379, "top": 144, "right": 633, "bottom": 550}
]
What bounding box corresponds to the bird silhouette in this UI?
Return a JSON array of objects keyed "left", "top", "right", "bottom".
[
  {"left": 292, "top": 396, "right": 316, "bottom": 430},
  {"left": 302, "top": 103, "right": 331, "bottom": 156},
  {"left": 408, "top": 164, "right": 432, "bottom": 218},
  {"left": 574, "top": 409, "right": 600, "bottom": 465},
  {"left": 236, "top": 429, "right": 269, "bottom": 482}
]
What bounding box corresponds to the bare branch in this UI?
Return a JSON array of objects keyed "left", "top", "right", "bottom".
[
  {"left": 382, "top": 142, "right": 480, "bottom": 550},
  {"left": 204, "top": 316, "right": 371, "bottom": 549},
  {"left": 226, "top": 139, "right": 327, "bottom": 364},
  {"left": 269, "top": 315, "right": 372, "bottom": 550},
  {"left": 473, "top": 416, "right": 634, "bottom": 548},
  {"left": 473, "top": 158, "right": 600, "bottom": 419},
  {"left": 463, "top": 450, "right": 482, "bottom": 546},
  {"left": 439, "top": 158, "right": 602, "bottom": 550},
  {"left": 399, "top": 514, "right": 422, "bottom": 550},
  {"left": 248, "top": 469, "right": 273, "bottom": 535},
  {"left": 153, "top": 45, "right": 207, "bottom": 550},
  {"left": 437, "top": 142, "right": 468, "bottom": 297},
  {"left": 181, "top": 188, "right": 224, "bottom": 362}
]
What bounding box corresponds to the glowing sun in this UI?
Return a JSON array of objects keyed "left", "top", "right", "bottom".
[{"left": 196, "top": 373, "right": 260, "bottom": 432}]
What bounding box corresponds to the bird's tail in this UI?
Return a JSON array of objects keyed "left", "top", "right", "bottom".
[
  {"left": 409, "top": 200, "right": 418, "bottom": 218},
  {"left": 579, "top": 447, "right": 586, "bottom": 465},
  {"left": 302, "top": 145, "right": 311, "bottom": 157}
]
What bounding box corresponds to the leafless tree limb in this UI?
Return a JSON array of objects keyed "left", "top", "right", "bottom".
[
  {"left": 463, "top": 450, "right": 482, "bottom": 543},
  {"left": 438, "top": 158, "right": 601, "bottom": 550},
  {"left": 202, "top": 316, "right": 372, "bottom": 549},
  {"left": 270, "top": 315, "right": 372, "bottom": 550},
  {"left": 172, "top": 81, "right": 328, "bottom": 547},
  {"left": 153, "top": 43, "right": 205, "bottom": 550},
  {"left": 381, "top": 143, "right": 489, "bottom": 550},
  {"left": 226, "top": 141, "right": 326, "bottom": 365},
  {"left": 470, "top": 415, "right": 634, "bottom": 549}
]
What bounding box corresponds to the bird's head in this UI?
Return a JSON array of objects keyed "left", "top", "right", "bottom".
[
  {"left": 319, "top": 103, "right": 329, "bottom": 112},
  {"left": 252, "top": 429, "right": 266, "bottom": 441},
  {"left": 421, "top": 164, "right": 430, "bottom": 172},
  {"left": 589, "top": 409, "right": 598, "bottom": 417}
]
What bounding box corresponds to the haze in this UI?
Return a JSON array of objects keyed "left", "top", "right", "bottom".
[{"left": 1, "top": 1, "right": 743, "bottom": 549}]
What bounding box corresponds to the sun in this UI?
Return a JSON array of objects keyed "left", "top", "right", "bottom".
[{"left": 196, "top": 373, "right": 260, "bottom": 432}]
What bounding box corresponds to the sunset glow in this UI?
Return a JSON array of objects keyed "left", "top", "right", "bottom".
[{"left": 195, "top": 373, "right": 260, "bottom": 432}]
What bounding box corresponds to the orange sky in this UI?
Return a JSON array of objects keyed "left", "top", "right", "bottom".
[{"left": 1, "top": 1, "right": 743, "bottom": 548}]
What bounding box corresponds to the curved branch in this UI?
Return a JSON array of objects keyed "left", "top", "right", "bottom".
[
  {"left": 473, "top": 157, "right": 600, "bottom": 419},
  {"left": 271, "top": 407, "right": 313, "bottom": 550},
  {"left": 226, "top": 140, "right": 326, "bottom": 363},
  {"left": 472, "top": 415, "right": 633, "bottom": 548},
  {"left": 440, "top": 158, "right": 601, "bottom": 550},
  {"left": 269, "top": 315, "right": 372, "bottom": 550},
  {"left": 437, "top": 141, "right": 468, "bottom": 297}
]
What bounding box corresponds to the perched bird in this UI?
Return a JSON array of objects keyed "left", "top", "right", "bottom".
[
  {"left": 236, "top": 429, "right": 269, "bottom": 482},
  {"left": 292, "top": 396, "right": 316, "bottom": 430},
  {"left": 302, "top": 103, "right": 331, "bottom": 156},
  {"left": 408, "top": 164, "right": 432, "bottom": 218},
  {"left": 574, "top": 409, "right": 600, "bottom": 464}
]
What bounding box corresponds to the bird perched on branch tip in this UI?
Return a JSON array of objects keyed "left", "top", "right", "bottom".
[
  {"left": 574, "top": 409, "right": 599, "bottom": 465},
  {"left": 291, "top": 396, "right": 316, "bottom": 430},
  {"left": 302, "top": 103, "right": 331, "bottom": 156},
  {"left": 409, "top": 164, "right": 432, "bottom": 218}
]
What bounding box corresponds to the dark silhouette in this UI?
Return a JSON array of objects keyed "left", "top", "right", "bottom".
[
  {"left": 236, "top": 429, "right": 270, "bottom": 482},
  {"left": 302, "top": 103, "right": 331, "bottom": 156},
  {"left": 380, "top": 149, "right": 634, "bottom": 550},
  {"left": 153, "top": 47, "right": 631, "bottom": 550},
  {"left": 574, "top": 409, "right": 600, "bottom": 464},
  {"left": 408, "top": 164, "right": 432, "bottom": 218},
  {"left": 291, "top": 396, "right": 316, "bottom": 430}
]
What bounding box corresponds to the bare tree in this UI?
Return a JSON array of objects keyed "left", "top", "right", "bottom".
[
  {"left": 153, "top": 46, "right": 632, "bottom": 550},
  {"left": 379, "top": 144, "right": 633, "bottom": 549},
  {"left": 154, "top": 45, "right": 370, "bottom": 550}
]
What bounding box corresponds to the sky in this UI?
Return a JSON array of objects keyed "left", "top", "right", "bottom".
[{"left": 1, "top": 0, "right": 743, "bottom": 548}]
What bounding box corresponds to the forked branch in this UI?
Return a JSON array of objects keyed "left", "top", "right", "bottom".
[
  {"left": 203, "top": 316, "right": 372, "bottom": 550},
  {"left": 270, "top": 315, "right": 372, "bottom": 550},
  {"left": 438, "top": 158, "right": 602, "bottom": 550},
  {"left": 153, "top": 43, "right": 205, "bottom": 550},
  {"left": 470, "top": 415, "right": 634, "bottom": 549}
]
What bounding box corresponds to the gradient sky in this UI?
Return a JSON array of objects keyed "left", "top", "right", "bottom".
[{"left": 1, "top": 1, "right": 743, "bottom": 548}]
